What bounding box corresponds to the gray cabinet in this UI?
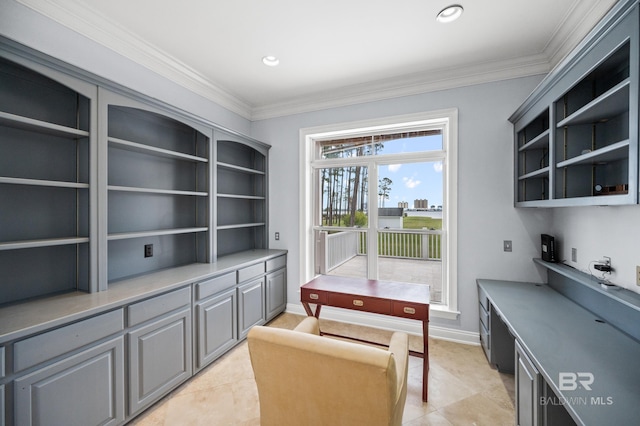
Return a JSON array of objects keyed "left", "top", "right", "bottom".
[
  {"left": 515, "top": 340, "right": 541, "bottom": 426},
  {"left": 195, "top": 272, "right": 239, "bottom": 371},
  {"left": 127, "top": 287, "right": 192, "bottom": 416},
  {"left": 14, "top": 337, "right": 125, "bottom": 426},
  {"left": 266, "top": 266, "right": 287, "bottom": 322},
  {"left": 0, "top": 384, "right": 4, "bottom": 426},
  {"left": 238, "top": 278, "right": 266, "bottom": 339},
  {"left": 510, "top": 1, "right": 639, "bottom": 207}
]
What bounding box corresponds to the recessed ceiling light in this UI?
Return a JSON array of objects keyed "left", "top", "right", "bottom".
[
  {"left": 436, "top": 5, "right": 463, "bottom": 23},
  {"left": 262, "top": 56, "right": 280, "bottom": 67}
]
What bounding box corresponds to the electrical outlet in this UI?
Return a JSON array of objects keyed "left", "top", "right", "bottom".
[
  {"left": 503, "top": 240, "right": 512, "bottom": 252},
  {"left": 571, "top": 248, "right": 577, "bottom": 262},
  {"left": 144, "top": 244, "right": 153, "bottom": 258},
  {"left": 636, "top": 265, "right": 640, "bottom": 286},
  {"left": 275, "top": 232, "right": 280, "bottom": 241}
]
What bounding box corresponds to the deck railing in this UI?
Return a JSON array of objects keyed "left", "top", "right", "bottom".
[{"left": 318, "top": 229, "right": 442, "bottom": 272}]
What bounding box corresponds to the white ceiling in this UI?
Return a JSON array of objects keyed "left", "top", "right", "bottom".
[{"left": 17, "top": 0, "right": 617, "bottom": 119}]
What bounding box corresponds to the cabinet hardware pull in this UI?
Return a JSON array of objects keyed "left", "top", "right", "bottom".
[
  {"left": 309, "top": 293, "right": 319, "bottom": 300},
  {"left": 352, "top": 299, "right": 364, "bottom": 307},
  {"left": 403, "top": 307, "right": 416, "bottom": 314}
]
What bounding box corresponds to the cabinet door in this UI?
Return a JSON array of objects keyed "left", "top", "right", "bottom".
[
  {"left": 1, "top": 384, "right": 4, "bottom": 426},
  {"left": 515, "top": 340, "right": 541, "bottom": 426},
  {"left": 196, "top": 288, "right": 238, "bottom": 370},
  {"left": 238, "top": 278, "right": 266, "bottom": 338},
  {"left": 128, "top": 307, "right": 192, "bottom": 416},
  {"left": 14, "top": 337, "right": 125, "bottom": 426},
  {"left": 265, "top": 268, "right": 286, "bottom": 321}
]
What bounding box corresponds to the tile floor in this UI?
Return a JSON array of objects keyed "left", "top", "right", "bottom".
[{"left": 130, "top": 313, "right": 515, "bottom": 425}]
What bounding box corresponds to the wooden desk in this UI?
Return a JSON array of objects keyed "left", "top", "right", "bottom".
[{"left": 300, "top": 275, "right": 430, "bottom": 401}]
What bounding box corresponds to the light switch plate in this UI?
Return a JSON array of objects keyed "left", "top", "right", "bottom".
[{"left": 503, "top": 240, "right": 512, "bottom": 252}]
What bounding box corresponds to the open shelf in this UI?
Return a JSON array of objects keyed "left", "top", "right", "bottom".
[
  {"left": 108, "top": 227, "right": 208, "bottom": 241},
  {"left": 0, "top": 237, "right": 89, "bottom": 251},
  {"left": 0, "top": 177, "right": 89, "bottom": 188},
  {"left": 217, "top": 161, "right": 265, "bottom": 175},
  {"left": 109, "top": 136, "right": 208, "bottom": 163},
  {"left": 108, "top": 185, "right": 207, "bottom": 197},
  {"left": 556, "top": 139, "right": 629, "bottom": 168},
  {"left": 519, "top": 129, "right": 550, "bottom": 152},
  {"left": 0, "top": 111, "right": 89, "bottom": 138},
  {"left": 518, "top": 167, "right": 550, "bottom": 180},
  {"left": 557, "top": 79, "right": 630, "bottom": 127}
]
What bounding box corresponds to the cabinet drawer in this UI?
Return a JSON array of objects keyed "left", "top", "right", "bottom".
[
  {"left": 327, "top": 294, "right": 391, "bottom": 315},
  {"left": 196, "top": 272, "right": 236, "bottom": 300},
  {"left": 266, "top": 255, "right": 286, "bottom": 272},
  {"left": 301, "top": 288, "right": 327, "bottom": 304},
  {"left": 478, "top": 286, "right": 489, "bottom": 311},
  {"left": 479, "top": 302, "right": 489, "bottom": 329},
  {"left": 392, "top": 301, "right": 428, "bottom": 320},
  {"left": 128, "top": 286, "right": 191, "bottom": 327},
  {"left": 237, "top": 262, "right": 265, "bottom": 282},
  {"left": 14, "top": 309, "right": 124, "bottom": 373},
  {"left": 480, "top": 322, "right": 490, "bottom": 352}
]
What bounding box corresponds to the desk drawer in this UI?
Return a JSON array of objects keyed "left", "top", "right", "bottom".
[
  {"left": 327, "top": 294, "right": 391, "bottom": 315},
  {"left": 479, "top": 302, "right": 489, "bottom": 329},
  {"left": 392, "top": 301, "right": 428, "bottom": 320},
  {"left": 301, "top": 288, "right": 327, "bottom": 304}
]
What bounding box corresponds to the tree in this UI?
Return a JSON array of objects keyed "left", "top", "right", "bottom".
[{"left": 378, "top": 177, "right": 392, "bottom": 207}]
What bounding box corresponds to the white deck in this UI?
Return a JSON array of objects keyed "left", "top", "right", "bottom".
[{"left": 328, "top": 255, "right": 443, "bottom": 303}]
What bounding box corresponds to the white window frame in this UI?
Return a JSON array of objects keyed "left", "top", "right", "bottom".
[{"left": 299, "top": 109, "right": 459, "bottom": 319}]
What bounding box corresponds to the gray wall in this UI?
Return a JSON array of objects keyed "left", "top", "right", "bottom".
[{"left": 252, "top": 76, "right": 554, "bottom": 334}]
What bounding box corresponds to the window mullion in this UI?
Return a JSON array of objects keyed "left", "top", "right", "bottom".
[{"left": 367, "top": 159, "right": 378, "bottom": 280}]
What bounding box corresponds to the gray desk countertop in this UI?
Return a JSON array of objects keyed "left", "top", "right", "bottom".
[{"left": 477, "top": 279, "right": 640, "bottom": 426}]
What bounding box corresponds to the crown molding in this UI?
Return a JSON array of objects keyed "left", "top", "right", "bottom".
[
  {"left": 251, "top": 55, "right": 551, "bottom": 121},
  {"left": 16, "top": 0, "right": 616, "bottom": 123}
]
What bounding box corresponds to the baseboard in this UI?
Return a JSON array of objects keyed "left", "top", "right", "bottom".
[{"left": 284, "top": 303, "right": 480, "bottom": 346}]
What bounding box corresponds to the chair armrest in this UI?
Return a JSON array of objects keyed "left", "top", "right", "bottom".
[
  {"left": 388, "top": 331, "right": 409, "bottom": 406},
  {"left": 293, "top": 316, "right": 320, "bottom": 335}
]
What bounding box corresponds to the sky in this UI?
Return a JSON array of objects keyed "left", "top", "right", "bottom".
[{"left": 378, "top": 135, "right": 443, "bottom": 208}]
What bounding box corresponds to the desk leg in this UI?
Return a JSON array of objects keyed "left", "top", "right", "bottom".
[
  {"left": 423, "top": 320, "right": 429, "bottom": 402},
  {"left": 302, "top": 302, "right": 322, "bottom": 318}
]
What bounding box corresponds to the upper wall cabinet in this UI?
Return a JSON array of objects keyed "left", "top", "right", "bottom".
[
  {"left": 214, "top": 131, "right": 269, "bottom": 258},
  {"left": 511, "top": 0, "right": 639, "bottom": 207},
  {"left": 0, "top": 53, "right": 97, "bottom": 305},
  {"left": 98, "top": 90, "right": 213, "bottom": 285}
]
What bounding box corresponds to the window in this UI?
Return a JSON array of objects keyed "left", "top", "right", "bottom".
[{"left": 300, "top": 110, "right": 458, "bottom": 318}]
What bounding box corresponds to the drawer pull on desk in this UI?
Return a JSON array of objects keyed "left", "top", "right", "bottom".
[{"left": 352, "top": 299, "right": 364, "bottom": 307}]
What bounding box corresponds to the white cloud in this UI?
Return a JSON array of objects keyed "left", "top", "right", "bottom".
[
  {"left": 403, "top": 176, "right": 421, "bottom": 188},
  {"left": 388, "top": 164, "right": 401, "bottom": 172},
  {"left": 433, "top": 162, "right": 443, "bottom": 172}
]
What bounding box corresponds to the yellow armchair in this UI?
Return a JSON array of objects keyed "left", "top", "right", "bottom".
[{"left": 247, "top": 317, "right": 409, "bottom": 426}]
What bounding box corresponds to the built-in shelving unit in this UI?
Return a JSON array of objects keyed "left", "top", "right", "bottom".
[
  {"left": 511, "top": 1, "right": 639, "bottom": 207},
  {"left": 516, "top": 109, "right": 550, "bottom": 202},
  {"left": 215, "top": 136, "right": 268, "bottom": 257},
  {"left": 0, "top": 55, "right": 95, "bottom": 305},
  {"left": 0, "top": 36, "right": 280, "bottom": 426},
  {"left": 103, "top": 95, "right": 212, "bottom": 283}
]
